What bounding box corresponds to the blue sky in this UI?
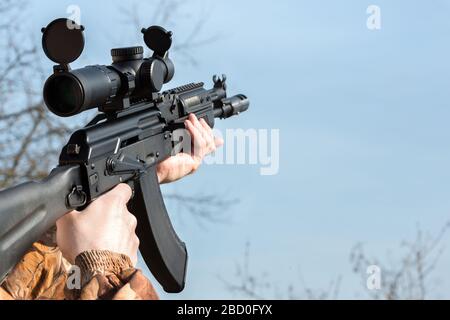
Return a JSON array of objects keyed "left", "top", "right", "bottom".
[{"left": 28, "top": 0, "right": 450, "bottom": 298}]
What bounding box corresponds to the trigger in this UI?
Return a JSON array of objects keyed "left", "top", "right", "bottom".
[{"left": 126, "top": 180, "right": 136, "bottom": 199}]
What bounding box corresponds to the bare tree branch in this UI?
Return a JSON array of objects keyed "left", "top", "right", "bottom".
[
  {"left": 0, "top": 0, "right": 235, "bottom": 226},
  {"left": 165, "top": 193, "right": 237, "bottom": 226},
  {"left": 350, "top": 221, "right": 450, "bottom": 300},
  {"left": 0, "top": 2, "right": 72, "bottom": 188},
  {"left": 220, "top": 242, "right": 342, "bottom": 300},
  {"left": 118, "top": 0, "right": 222, "bottom": 65}
]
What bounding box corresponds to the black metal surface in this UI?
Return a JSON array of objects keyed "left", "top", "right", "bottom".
[
  {"left": 0, "top": 18, "right": 250, "bottom": 293},
  {"left": 41, "top": 18, "right": 85, "bottom": 64}
]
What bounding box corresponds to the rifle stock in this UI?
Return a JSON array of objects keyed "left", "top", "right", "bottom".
[
  {"left": 0, "top": 18, "right": 249, "bottom": 292},
  {"left": 0, "top": 165, "right": 82, "bottom": 282},
  {"left": 0, "top": 163, "right": 189, "bottom": 293}
]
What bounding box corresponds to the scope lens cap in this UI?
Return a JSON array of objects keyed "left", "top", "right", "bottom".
[
  {"left": 142, "top": 26, "right": 172, "bottom": 56},
  {"left": 42, "top": 18, "right": 85, "bottom": 64}
]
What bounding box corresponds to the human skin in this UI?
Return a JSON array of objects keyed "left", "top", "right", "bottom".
[{"left": 56, "top": 114, "right": 223, "bottom": 265}]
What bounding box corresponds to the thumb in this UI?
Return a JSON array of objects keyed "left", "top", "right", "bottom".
[{"left": 104, "top": 183, "right": 133, "bottom": 206}]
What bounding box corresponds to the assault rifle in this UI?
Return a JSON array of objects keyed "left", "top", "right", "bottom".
[{"left": 0, "top": 18, "right": 249, "bottom": 293}]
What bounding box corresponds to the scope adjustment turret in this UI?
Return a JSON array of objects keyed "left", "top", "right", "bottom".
[{"left": 111, "top": 46, "right": 144, "bottom": 63}]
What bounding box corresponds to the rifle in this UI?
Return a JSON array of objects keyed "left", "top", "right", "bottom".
[{"left": 0, "top": 18, "right": 249, "bottom": 293}]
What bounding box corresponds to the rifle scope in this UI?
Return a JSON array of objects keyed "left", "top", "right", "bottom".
[{"left": 41, "top": 19, "right": 175, "bottom": 117}]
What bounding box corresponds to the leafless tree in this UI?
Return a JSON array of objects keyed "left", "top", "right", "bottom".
[
  {"left": 220, "top": 242, "right": 342, "bottom": 300},
  {"left": 223, "top": 222, "right": 449, "bottom": 300},
  {"left": 0, "top": 0, "right": 234, "bottom": 224},
  {"left": 0, "top": 0, "right": 72, "bottom": 188},
  {"left": 165, "top": 193, "right": 238, "bottom": 227},
  {"left": 350, "top": 221, "right": 450, "bottom": 300},
  {"left": 117, "top": 0, "right": 221, "bottom": 66}
]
